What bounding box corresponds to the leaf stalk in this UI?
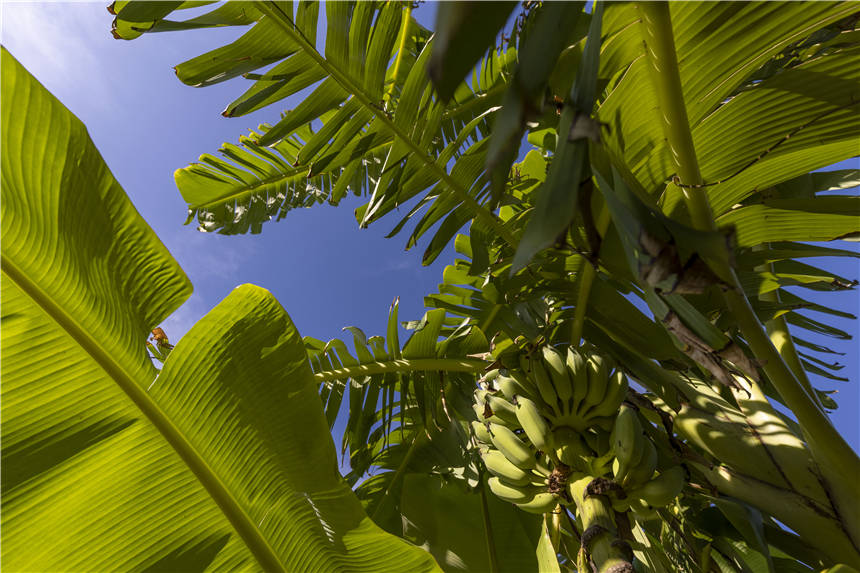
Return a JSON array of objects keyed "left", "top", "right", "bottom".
[
  {"left": 312, "top": 357, "right": 487, "bottom": 383},
  {"left": 636, "top": 0, "right": 860, "bottom": 553}
]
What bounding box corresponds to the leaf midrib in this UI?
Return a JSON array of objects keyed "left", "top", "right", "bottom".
[
  {"left": 190, "top": 135, "right": 394, "bottom": 210},
  {"left": 253, "top": 1, "right": 517, "bottom": 247},
  {"left": 0, "top": 255, "right": 286, "bottom": 572}
]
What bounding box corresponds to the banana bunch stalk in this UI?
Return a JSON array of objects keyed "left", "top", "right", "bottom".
[{"left": 569, "top": 475, "right": 634, "bottom": 573}]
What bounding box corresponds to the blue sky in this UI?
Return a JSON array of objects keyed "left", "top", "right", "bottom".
[{"left": 2, "top": 2, "right": 857, "bottom": 451}]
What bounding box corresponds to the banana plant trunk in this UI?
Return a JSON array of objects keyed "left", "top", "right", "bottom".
[{"left": 636, "top": 1, "right": 860, "bottom": 563}]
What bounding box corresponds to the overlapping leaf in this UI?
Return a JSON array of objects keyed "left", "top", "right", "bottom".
[
  {"left": 595, "top": 2, "right": 858, "bottom": 209},
  {"left": 1, "top": 47, "right": 440, "bottom": 573},
  {"left": 305, "top": 302, "right": 489, "bottom": 479}
]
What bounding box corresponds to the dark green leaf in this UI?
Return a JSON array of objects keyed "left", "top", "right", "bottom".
[{"left": 429, "top": 1, "right": 518, "bottom": 102}]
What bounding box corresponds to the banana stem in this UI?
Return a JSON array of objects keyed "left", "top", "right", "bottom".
[
  {"left": 636, "top": 1, "right": 860, "bottom": 545},
  {"left": 571, "top": 265, "right": 596, "bottom": 346},
  {"left": 569, "top": 475, "right": 633, "bottom": 573},
  {"left": 570, "top": 203, "right": 612, "bottom": 345},
  {"left": 695, "top": 462, "right": 860, "bottom": 565},
  {"left": 312, "top": 357, "right": 487, "bottom": 383}
]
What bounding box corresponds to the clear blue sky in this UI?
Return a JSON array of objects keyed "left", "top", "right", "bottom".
[{"left": 2, "top": 2, "right": 857, "bottom": 451}]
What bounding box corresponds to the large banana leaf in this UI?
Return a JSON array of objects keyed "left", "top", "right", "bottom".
[
  {"left": 0, "top": 47, "right": 439, "bottom": 573},
  {"left": 596, "top": 2, "right": 858, "bottom": 208},
  {"left": 113, "top": 0, "right": 521, "bottom": 257}
]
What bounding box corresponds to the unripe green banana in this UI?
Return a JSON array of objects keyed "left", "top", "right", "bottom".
[
  {"left": 482, "top": 449, "right": 534, "bottom": 486},
  {"left": 582, "top": 370, "right": 628, "bottom": 421},
  {"left": 578, "top": 355, "right": 610, "bottom": 416},
  {"left": 622, "top": 436, "right": 657, "bottom": 488},
  {"left": 612, "top": 449, "right": 644, "bottom": 486},
  {"left": 488, "top": 476, "right": 542, "bottom": 503},
  {"left": 584, "top": 428, "right": 612, "bottom": 458},
  {"left": 584, "top": 429, "right": 614, "bottom": 475},
  {"left": 515, "top": 492, "right": 560, "bottom": 514},
  {"left": 486, "top": 394, "right": 521, "bottom": 427},
  {"left": 521, "top": 354, "right": 562, "bottom": 418},
  {"left": 586, "top": 415, "right": 615, "bottom": 432},
  {"left": 566, "top": 348, "right": 589, "bottom": 415},
  {"left": 611, "top": 405, "right": 642, "bottom": 485},
  {"left": 474, "top": 389, "right": 492, "bottom": 416},
  {"left": 631, "top": 466, "right": 686, "bottom": 508},
  {"left": 489, "top": 422, "right": 536, "bottom": 469},
  {"left": 473, "top": 403, "right": 509, "bottom": 426},
  {"left": 481, "top": 368, "right": 501, "bottom": 385},
  {"left": 508, "top": 369, "right": 540, "bottom": 397},
  {"left": 534, "top": 457, "right": 554, "bottom": 478},
  {"left": 542, "top": 346, "right": 573, "bottom": 414},
  {"left": 471, "top": 421, "right": 494, "bottom": 444},
  {"left": 553, "top": 426, "right": 593, "bottom": 472},
  {"left": 515, "top": 395, "right": 553, "bottom": 452},
  {"left": 496, "top": 373, "right": 535, "bottom": 402},
  {"left": 552, "top": 426, "right": 585, "bottom": 451}
]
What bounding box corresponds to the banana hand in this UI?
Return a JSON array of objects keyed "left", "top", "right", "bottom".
[
  {"left": 542, "top": 346, "right": 573, "bottom": 415},
  {"left": 489, "top": 422, "right": 536, "bottom": 470},
  {"left": 611, "top": 405, "right": 643, "bottom": 485}
]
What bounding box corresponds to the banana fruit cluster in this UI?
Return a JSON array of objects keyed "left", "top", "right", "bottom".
[
  {"left": 472, "top": 345, "right": 629, "bottom": 513},
  {"left": 472, "top": 345, "right": 686, "bottom": 520},
  {"left": 608, "top": 405, "right": 686, "bottom": 517}
]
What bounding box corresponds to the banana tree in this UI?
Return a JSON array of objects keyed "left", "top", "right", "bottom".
[
  {"left": 108, "top": 0, "right": 859, "bottom": 569},
  {"left": 3, "top": 0, "right": 859, "bottom": 571},
  {"left": 0, "top": 47, "right": 441, "bottom": 573}
]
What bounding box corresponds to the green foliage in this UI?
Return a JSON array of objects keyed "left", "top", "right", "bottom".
[
  {"left": 4, "top": 0, "right": 860, "bottom": 571},
  {"left": 0, "top": 47, "right": 440, "bottom": 573}
]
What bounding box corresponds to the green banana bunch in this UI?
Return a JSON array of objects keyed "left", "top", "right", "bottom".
[
  {"left": 516, "top": 492, "right": 561, "bottom": 514},
  {"left": 573, "top": 356, "right": 628, "bottom": 429},
  {"left": 622, "top": 436, "right": 658, "bottom": 488},
  {"left": 613, "top": 465, "right": 686, "bottom": 518},
  {"left": 520, "top": 353, "right": 563, "bottom": 418},
  {"left": 628, "top": 466, "right": 686, "bottom": 509},
  {"left": 495, "top": 372, "right": 537, "bottom": 403},
  {"left": 610, "top": 404, "right": 643, "bottom": 487},
  {"left": 567, "top": 348, "right": 590, "bottom": 416},
  {"left": 581, "top": 370, "right": 628, "bottom": 423},
  {"left": 474, "top": 389, "right": 521, "bottom": 427},
  {"left": 553, "top": 426, "right": 594, "bottom": 473},
  {"left": 481, "top": 449, "right": 535, "bottom": 486},
  {"left": 488, "top": 476, "right": 545, "bottom": 503},
  {"left": 473, "top": 345, "right": 634, "bottom": 517},
  {"left": 541, "top": 345, "right": 574, "bottom": 415}
]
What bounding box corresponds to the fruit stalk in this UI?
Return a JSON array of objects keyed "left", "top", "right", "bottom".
[
  {"left": 569, "top": 475, "right": 633, "bottom": 573},
  {"left": 636, "top": 0, "right": 860, "bottom": 549}
]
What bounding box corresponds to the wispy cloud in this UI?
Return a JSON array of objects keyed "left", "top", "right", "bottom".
[
  {"left": 1, "top": 2, "right": 115, "bottom": 113},
  {"left": 168, "top": 230, "right": 257, "bottom": 282},
  {"left": 157, "top": 230, "right": 259, "bottom": 342}
]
